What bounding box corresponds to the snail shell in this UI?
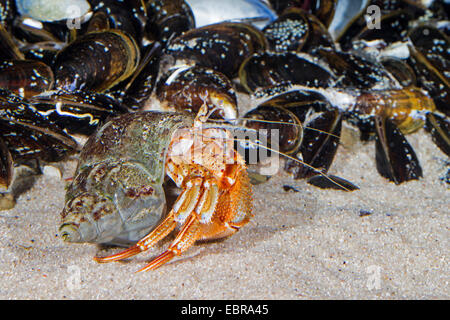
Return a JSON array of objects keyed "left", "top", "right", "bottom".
[{"left": 60, "top": 112, "right": 192, "bottom": 245}]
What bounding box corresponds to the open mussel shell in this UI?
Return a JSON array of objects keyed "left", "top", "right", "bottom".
[
  {"left": 238, "top": 51, "right": 334, "bottom": 94},
  {"left": 30, "top": 90, "right": 129, "bottom": 136},
  {"left": 154, "top": 65, "right": 238, "bottom": 120},
  {"left": 162, "top": 22, "right": 267, "bottom": 79},
  {"left": 146, "top": 0, "right": 195, "bottom": 45},
  {"left": 374, "top": 116, "right": 422, "bottom": 184},
  {"left": 425, "top": 112, "right": 450, "bottom": 157},
  {"left": 0, "top": 59, "right": 54, "bottom": 98},
  {"left": 54, "top": 29, "right": 140, "bottom": 93},
  {"left": 274, "top": 90, "right": 342, "bottom": 179}
]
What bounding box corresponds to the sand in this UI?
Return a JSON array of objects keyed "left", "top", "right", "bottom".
[{"left": 0, "top": 123, "right": 448, "bottom": 300}]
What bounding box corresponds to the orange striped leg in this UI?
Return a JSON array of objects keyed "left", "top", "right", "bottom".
[{"left": 137, "top": 214, "right": 202, "bottom": 272}]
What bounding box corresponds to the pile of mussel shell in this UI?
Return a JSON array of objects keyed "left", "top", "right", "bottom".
[{"left": 0, "top": 0, "right": 449, "bottom": 208}]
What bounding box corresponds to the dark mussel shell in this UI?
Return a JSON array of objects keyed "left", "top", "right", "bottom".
[
  {"left": 118, "top": 41, "right": 162, "bottom": 110},
  {"left": 244, "top": 89, "right": 342, "bottom": 179},
  {"left": 162, "top": 22, "right": 267, "bottom": 79},
  {"left": 0, "top": 24, "right": 24, "bottom": 60},
  {"left": 380, "top": 56, "right": 417, "bottom": 88},
  {"left": 89, "top": 0, "right": 147, "bottom": 43},
  {"left": 154, "top": 65, "right": 238, "bottom": 120},
  {"left": 0, "top": 60, "right": 54, "bottom": 98},
  {"left": 30, "top": 90, "right": 129, "bottom": 136},
  {"left": 262, "top": 7, "right": 309, "bottom": 52},
  {"left": 337, "top": 1, "right": 425, "bottom": 50},
  {"left": 54, "top": 29, "right": 140, "bottom": 92},
  {"left": 21, "top": 41, "right": 65, "bottom": 66},
  {"left": 425, "top": 112, "right": 450, "bottom": 157},
  {"left": 239, "top": 51, "right": 334, "bottom": 94},
  {"left": 145, "top": 0, "right": 195, "bottom": 45},
  {"left": 407, "top": 26, "right": 449, "bottom": 116},
  {"left": 374, "top": 116, "right": 422, "bottom": 184},
  {"left": 262, "top": 6, "right": 334, "bottom": 53},
  {"left": 311, "top": 48, "right": 396, "bottom": 89},
  {"left": 347, "top": 9, "right": 414, "bottom": 47},
  {"left": 243, "top": 104, "right": 303, "bottom": 156},
  {"left": 268, "top": 0, "right": 337, "bottom": 28},
  {"left": 0, "top": 89, "right": 77, "bottom": 163},
  {"left": 0, "top": 135, "right": 13, "bottom": 190},
  {"left": 299, "top": 10, "right": 335, "bottom": 53},
  {"left": 276, "top": 90, "right": 342, "bottom": 179}
]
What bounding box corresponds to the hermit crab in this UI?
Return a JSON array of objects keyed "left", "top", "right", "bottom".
[{"left": 60, "top": 111, "right": 253, "bottom": 271}]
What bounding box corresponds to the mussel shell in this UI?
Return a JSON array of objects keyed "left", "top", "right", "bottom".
[
  {"left": 0, "top": 24, "right": 24, "bottom": 60},
  {"left": 154, "top": 65, "right": 238, "bottom": 120},
  {"left": 12, "top": 15, "right": 77, "bottom": 43},
  {"left": 30, "top": 90, "right": 129, "bottom": 135},
  {"left": 146, "top": 0, "right": 195, "bottom": 45},
  {"left": 300, "top": 11, "right": 335, "bottom": 52},
  {"left": 374, "top": 116, "right": 422, "bottom": 184},
  {"left": 407, "top": 26, "right": 449, "bottom": 116},
  {"left": 118, "top": 41, "right": 162, "bottom": 110},
  {"left": 0, "top": 135, "right": 13, "bottom": 190},
  {"left": 425, "top": 112, "right": 450, "bottom": 157},
  {"left": 311, "top": 48, "right": 396, "bottom": 89},
  {"left": 21, "top": 41, "right": 64, "bottom": 66},
  {"left": 239, "top": 51, "right": 334, "bottom": 94},
  {"left": 268, "top": 0, "right": 337, "bottom": 27},
  {"left": 243, "top": 104, "right": 302, "bottom": 155},
  {"left": 262, "top": 7, "right": 309, "bottom": 52},
  {"left": 0, "top": 60, "right": 54, "bottom": 98},
  {"left": 163, "top": 22, "right": 267, "bottom": 78},
  {"left": 265, "top": 89, "right": 341, "bottom": 179},
  {"left": 338, "top": 5, "right": 421, "bottom": 50},
  {"left": 0, "top": 89, "right": 77, "bottom": 162},
  {"left": 89, "top": 0, "right": 147, "bottom": 43},
  {"left": 380, "top": 56, "right": 416, "bottom": 87},
  {"left": 54, "top": 29, "right": 140, "bottom": 92}
]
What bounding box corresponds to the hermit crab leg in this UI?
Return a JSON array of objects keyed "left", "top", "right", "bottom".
[
  {"left": 138, "top": 177, "right": 222, "bottom": 271},
  {"left": 137, "top": 214, "right": 202, "bottom": 272},
  {"left": 93, "top": 210, "right": 177, "bottom": 263}
]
